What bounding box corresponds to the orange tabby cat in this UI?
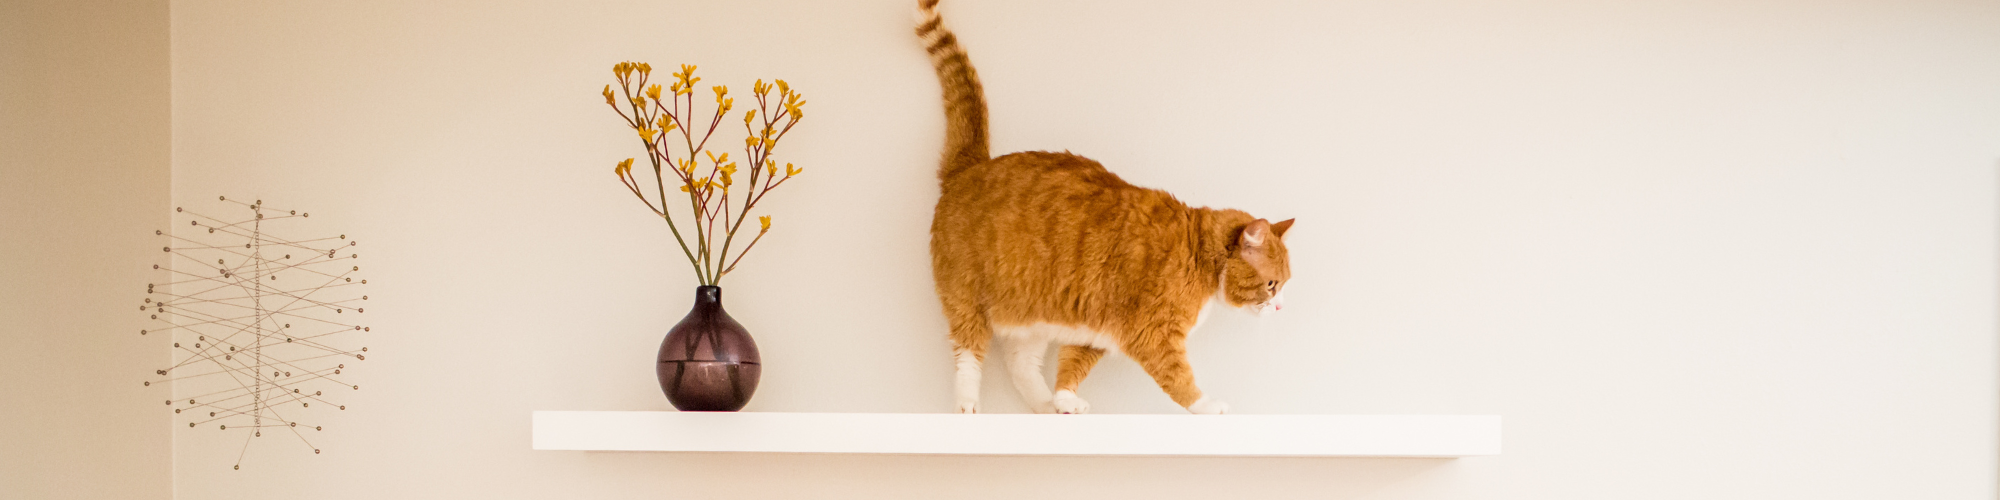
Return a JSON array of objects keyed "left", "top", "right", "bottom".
[{"left": 917, "top": 0, "right": 1294, "bottom": 415}]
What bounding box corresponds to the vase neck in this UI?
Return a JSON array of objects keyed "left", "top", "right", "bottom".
[{"left": 695, "top": 286, "right": 722, "bottom": 306}]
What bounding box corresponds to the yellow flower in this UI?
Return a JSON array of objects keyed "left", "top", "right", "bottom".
[
  {"left": 759, "top": 215, "right": 771, "bottom": 232},
  {"left": 783, "top": 96, "right": 805, "bottom": 120},
  {"left": 743, "top": 109, "right": 756, "bottom": 125},
  {"left": 776, "top": 79, "right": 789, "bottom": 95},
  {"left": 638, "top": 62, "right": 652, "bottom": 75},
  {"left": 766, "top": 160, "right": 777, "bottom": 177},
  {"left": 646, "top": 84, "right": 662, "bottom": 100},
  {"left": 602, "top": 85, "right": 614, "bottom": 105},
  {"left": 669, "top": 81, "right": 681, "bottom": 93},
  {"left": 745, "top": 136, "right": 759, "bottom": 148},
  {"left": 713, "top": 85, "right": 728, "bottom": 102},
  {"left": 656, "top": 115, "right": 674, "bottom": 133},
  {"left": 615, "top": 158, "right": 634, "bottom": 176},
  {"left": 719, "top": 163, "right": 738, "bottom": 186},
  {"left": 785, "top": 163, "right": 802, "bottom": 176},
  {"left": 614, "top": 62, "right": 629, "bottom": 77}
]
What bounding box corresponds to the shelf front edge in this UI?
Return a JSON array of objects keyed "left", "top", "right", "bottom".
[{"left": 532, "top": 411, "right": 1501, "bottom": 457}]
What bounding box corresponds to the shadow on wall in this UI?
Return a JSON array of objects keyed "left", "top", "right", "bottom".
[{"left": 568, "top": 452, "right": 1457, "bottom": 498}]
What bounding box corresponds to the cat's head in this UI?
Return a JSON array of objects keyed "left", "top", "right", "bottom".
[{"left": 1222, "top": 218, "right": 1295, "bottom": 315}]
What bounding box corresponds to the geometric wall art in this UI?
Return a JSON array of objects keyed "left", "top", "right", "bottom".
[{"left": 141, "top": 196, "right": 371, "bottom": 469}]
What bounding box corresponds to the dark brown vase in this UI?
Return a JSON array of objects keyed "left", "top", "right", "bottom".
[{"left": 656, "top": 286, "right": 761, "bottom": 411}]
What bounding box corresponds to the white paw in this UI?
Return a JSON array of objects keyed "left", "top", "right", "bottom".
[
  {"left": 1052, "top": 390, "right": 1091, "bottom": 414},
  {"left": 1187, "top": 396, "right": 1229, "bottom": 415},
  {"left": 956, "top": 399, "right": 980, "bottom": 414}
]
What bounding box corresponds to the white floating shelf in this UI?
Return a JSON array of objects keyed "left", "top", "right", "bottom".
[{"left": 532, "top": 411, "right": 1501, "bottom": 458}]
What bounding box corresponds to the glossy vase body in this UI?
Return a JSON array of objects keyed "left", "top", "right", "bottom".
[{"left": 656, "top": 286, "right": 761, "bottom": 411}]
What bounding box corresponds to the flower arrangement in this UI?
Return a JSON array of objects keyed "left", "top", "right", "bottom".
[{"left": 603, "top": 62, "right": 807, "bottom": 286}]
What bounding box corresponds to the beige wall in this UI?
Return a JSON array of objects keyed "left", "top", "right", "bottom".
[
  {"left": 0, "top": 1, "right": 173, "bottom": 499},
  {"left": 161, "top": 0, "right": 1999, "bottom": 498}
]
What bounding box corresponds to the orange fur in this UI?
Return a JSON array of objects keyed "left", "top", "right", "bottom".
[
  {"left": 918, "top": 0, "right": 1293, "bottom": 413},
  {"left": 1054, "top": 345, "right": 1105, "bottom": 393}
]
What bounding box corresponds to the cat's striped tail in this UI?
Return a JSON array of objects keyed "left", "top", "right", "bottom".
[{"left": 916, "top": 0, "right": 990, "bottom": 180}]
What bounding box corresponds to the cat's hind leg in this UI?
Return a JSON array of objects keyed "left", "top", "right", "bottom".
[
  {"left": 952, "top": 343, "right": 985, "bottom": 414},
  {"left": 1003, "top": 336, "right": 1057, "bottom": 414},
  {"left": 1052, "top": 345, "right": 1105, "bottom": 414},
  {"left": 943, "top": 303, "right": 991, "bottom": 414}
]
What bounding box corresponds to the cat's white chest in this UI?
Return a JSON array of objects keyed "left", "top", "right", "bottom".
[
  {"left": 1191, "top": 280, "right": 1230, "bottom": 333},
  {"left": 1191, "top": 295, "right": 1219, "bottom": 333}
]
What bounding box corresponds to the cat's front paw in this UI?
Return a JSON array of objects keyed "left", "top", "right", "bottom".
[
  {"left": 1052, "top": 390, "right": 1091, "bottom": 414},
  {"left": 956, "top": 399, "right": 980, "bottom": 414},
  {"left": 1187, "top": 396, "right": 1229, "bottom": 415}
]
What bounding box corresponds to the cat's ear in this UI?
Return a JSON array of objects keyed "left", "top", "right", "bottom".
[
  {"left": 1240, "top": 219, "right": 1272, "bottom": 247},
  {"left": 1272, "top": 218, "right": 1295, "bottom": 239}
]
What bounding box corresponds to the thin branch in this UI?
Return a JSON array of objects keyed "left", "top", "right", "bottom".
[
  {"left": 719, "top": 230, "right": 766, "bottom": 277},
  {"left": 643, "top": 142, "right": 702, "bottom": 277},
  {"left": 618, "top": 168, "right": 664, "bottom": 217}
]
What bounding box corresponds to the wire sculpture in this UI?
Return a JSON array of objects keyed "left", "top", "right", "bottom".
[{"left": 141, "top": 196, "right": 370, "bottom": 470}]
